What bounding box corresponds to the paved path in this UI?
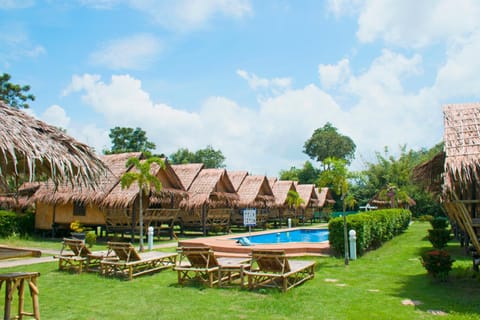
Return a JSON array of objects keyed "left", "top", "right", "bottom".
[{"left": 0, "top": 242, "right": 178, "bottom": 269}]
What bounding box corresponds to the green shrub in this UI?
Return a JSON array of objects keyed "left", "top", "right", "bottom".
[
  {"left": 428, "top": 229, "right": 452, "bottom": 249},
  {"left": 0, "top": 210, "right": 18, "bottom": 237},
  {"left": 430, "top": 217, "right": 449, "bottom": 230},
  {"left": 85, "top": 231, "right": 97, "bottom": 247},
  {"left": 421, "top": 249, "right": 455, "bottom": 281},
  {"left": 417, "top": 215, "right": 434, "bottom": 222},
  {"left": 16, "top": 211, "right": 35, "bottom": 235},
  {"left": 328, "top": 209, "right": 412, "bottom": 257}
]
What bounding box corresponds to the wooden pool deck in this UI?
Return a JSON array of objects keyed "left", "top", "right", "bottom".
[{"left": 178, "top": 227, "right": 331, "bottom": 258}]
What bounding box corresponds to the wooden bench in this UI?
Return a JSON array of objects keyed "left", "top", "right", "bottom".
[{"left": 0, "top": 272, "right": 40, "bottom": 320}]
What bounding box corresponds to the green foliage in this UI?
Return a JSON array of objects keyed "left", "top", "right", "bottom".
[
  {"left": 0, "top": 73, "right": 35, "bottom": 109},
  {"left": 0, "top": 210, "right": 18, "bottom": 237},
  {"left": 169, "top": 145, "right": 226, "bottom": 168},
  {"left": 328, "top": 209, "right": 412, "bottom": 256},
  {"left": 417, "top": 214, "right": 434, "bottom": 222},
  {"left": 427, "top": 229, "right": 452, "bottom": 249},
  {"left": 85, "top": 231, "right": 97, "bottom": 247},
  {"left": 430, "top": 216, "right": 449, "bottom": 230},
  {"left": 303, "top": 122, "right": 356, "bottom": 166},
  {"left": 279, "top": 161, "right": 320, "bottom": 184},
  {"left": 421, "top": 250, "right": 455, "bottom": 281},
  {"left": 285, "top": 190, "right": 304, "bottom": 209},
  {"left": 16, "top": 211, "right": 35, "bottom": 236},
  {"left": 104, "top": 127, "right": 156, "bottom": 154}
]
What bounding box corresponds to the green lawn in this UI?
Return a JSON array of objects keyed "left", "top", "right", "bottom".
[{"left": 1, "top": 222, "right": 479, "bottom": 319}]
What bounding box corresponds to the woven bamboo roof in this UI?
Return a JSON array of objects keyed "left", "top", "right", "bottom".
[
  {"left": 443, "top": 103, "right": 480, "bottom": 196},
  {"left": 171, "top": 163, "right": 204, "bottom": 190},
  {"left": 0, "top": 101, "right": 107, "bottom": 188},
  {"left": 412, "top": 151, "right": 445, "bottom": 195},
  {"left": 228, "top": 170, "right": 248, "bottom": 191},
  {"left": 236, "top": 175, "right": 275, "bottom": 208},
  {"left": 295, "top": 184, "right": 319, "bottom": 209},
  {"left": 182, "top": 168, "right": 239, "bottom": 208},
  {"left": 32, "top": 152, "right": 142, "bottom": 206},
  {"left": 317, "top": 187, "right": 336, "bottom": 207},
  {"left": 271, "top": 180, "right": 296, "bottom": 206}
]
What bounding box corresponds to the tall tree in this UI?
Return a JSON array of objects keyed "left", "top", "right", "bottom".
[
  {"left": 279, "top": 161, "right": 320, "bottom": 184},
  {"left": 303, "top": 122, "right": 356, "bottom": 168},
  {"left": 120, "top": 156, "right": 164, "bottom": 252},
  {"left": 169, "top": 145, "right": 226, "bottom": 168},
  {"left": 169, "top": 148, "right": 196, "bottom": 164},
  {"left": 0, "top": 73, "right": 35, "bottom": 109},
  {"left": 104, "top": 127, "right": 156, "bottom": 155}
]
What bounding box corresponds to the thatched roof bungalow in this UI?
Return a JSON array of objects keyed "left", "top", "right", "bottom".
[
  {"left": 317, "top": 187, "right": 336, "bottom": 208},
  {"left": 231, "top": 175, "right": 275, "bottom": 227},
  {"left": 171, "top": 163, "right": 204, "bottom": 191},
  {"left": 295, "top": 184, "right": 319, "bottom": 223},
  {"left": 269, "top": 180, "right": 297, "bottom": 225},
  {"left": 228, "top": 170, "right": 248, "bottom": 192},
  {"left": 178, "top": 168, "right": 239, "bottom": 235},
  {"left": 0, "top": 182, "right": 40, "bottom": 211},
  {"left": 0, "top": 101, "right": 107, "bottom": 188}
]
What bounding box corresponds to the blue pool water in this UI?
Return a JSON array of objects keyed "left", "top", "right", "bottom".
[{"left": 235, "top": 229, "right": 329, "bottom": 244}]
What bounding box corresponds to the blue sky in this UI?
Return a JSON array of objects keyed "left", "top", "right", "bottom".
[{"left": 2, "top": 0, "right": 479, "bottom": 176}]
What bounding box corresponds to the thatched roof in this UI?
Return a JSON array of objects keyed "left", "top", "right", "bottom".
[
  {"left": 171, "top": 163, "right": 204, "bottom": 190},
  {"left": 317, "top": 187, "right": 336, "bottom": 207},
  {"left": 32, "top": 152, "right": 142, "bottom": 206},
  {"left": 0, "top": 101, "right": 107, "bottom": 188},
  {"left": 228, "top": 170, "right": 248, "bottom": 191},
  {"left": 412, "top": 151, "right": 445, "bottom": 195},
  {"left": 295, "top": 184, "right": 319, "bottom": 209},
  {"left": 368, "top": 189, "right": 416, "bottom": 208},
  {"left": 236, "top": 175, "right": 275, "bottom": 208},
  {"left": 443, "top": 103, "right": 480, "bottom": 197},
  {"left": 182, "top": 168, "right": 239, "bottom": 209},
  {"left": 0, "top": 182, "right": 40, "bottom": 210},
  {"left": 271, "top": 180, "right": 296, "bottom": 207}
]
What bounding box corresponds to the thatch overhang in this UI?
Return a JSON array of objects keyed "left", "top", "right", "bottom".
[
  {"left": 181, "top": 168, "right": 239, "bottom": 209},
  {"left": 171, "top": 163, "right": 204, "bottom": 191},
  {"left": 317, "top": 187, "right": 336, "bottom": 207},
  {"left": 412, "top": 151, "right": 445, "bottom": 195},
  {"left": 148, "top": 159, "right": 188, "bottom": 206},
  {"left": 0, "top": 101, "right": 108, "bottom": 188},
  {"left": 442, "top": 103, "right": 480, "bottom": 199},
  {"left": 32, "top": 152, "right": 142, "bottom": 206},
  {"left": 227, "top": 170, "right": 248, "bottom": 192},
  {"left": 236, "top": 175, "right": 275, "bottom": 208},
  {"left": 0, "top": 182, "right": 40, "bottom": 209},
  {"left": 296, "top": 184, "right": 319, "bottom": 209},
  {"left": 271, "top": 180, "right": 297, "bottom": 207},
  {"left": 368, "top": 189, "right": 416, "bottom": 208}
]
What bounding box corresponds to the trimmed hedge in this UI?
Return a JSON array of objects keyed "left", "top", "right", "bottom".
[
  {"left": 328, "top": 209, "right": 412, "bottom": 256},
  {"left": 0, "top": 210, "right": 35, "bottom": 237}
]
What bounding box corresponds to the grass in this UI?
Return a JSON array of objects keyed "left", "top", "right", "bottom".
[{"left": 1, "top": 222, "right": 480, "bottom": 319}]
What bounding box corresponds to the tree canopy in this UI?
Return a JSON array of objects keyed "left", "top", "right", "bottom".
[
  {"left": 169, "top": 145, "right": 226, "bottom": 168},
  {"left": 279, "top": 161, "right": 320, "bottom": 184},
  {"left": 303, "top": 122, "right": 356, "bottom": 167},
  {"left": 0, "top": 73, "right": 35, "bottom": 109},
  {"left": 104, "top": 127, "right": 156, "bottom": 155}
]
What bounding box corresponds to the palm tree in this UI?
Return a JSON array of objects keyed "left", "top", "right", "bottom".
[
  {"left": 121, "top": 156, "right": 164, "bottom": 252},
  {"left": 286, "top": 190, "right": 305, "bottom": 222}
]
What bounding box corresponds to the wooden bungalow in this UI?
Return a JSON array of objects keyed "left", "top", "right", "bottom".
[
  {"left": 0, "top": 182, "right": 40, "bottom": 211},
  {"left": 177, "top": 168, "right": 239, "bottom": 235},
  {"left": 415, "top": 103, "right": 480, "bottom": 262},
  {"left": 32, "top": 152, "right": 142, "bottom": 234},
  {"left": 316, "top": 187, "right": 336, "bottom": 221},
  {"left": 228, "top": 170, "right": 249, "bottom": 191},
  {"left": 170, "top": 163, "right": 204, "bottom": 190},
  {"left": 269, "top": 180, "right": 297, "bottom": 226},
  {"left": 367, "top": 188, "right": 416, "bottom": 209},
  {"left": 231, "top": 175, "right": 275, "bottom": 228},
  {"left": 295, "top": 184, "right": 319, "bottom": 224}
]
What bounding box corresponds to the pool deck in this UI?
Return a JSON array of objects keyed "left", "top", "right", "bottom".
[{"left": 178, "top": 227, "right": 331, "bottom": 258}]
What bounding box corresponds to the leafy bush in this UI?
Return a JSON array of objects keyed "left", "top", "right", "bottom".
[
  {"left": 421, "top": 250, "right": 455, "bottom": 281},
  {"left": 428, "top": 229, "right": 452, "bottom": 249},
  {"left": 417, "top": 215, "right": 434, "bottom": 222},
  {"left": 328, "top": 209, "right": 412, "bottom": 257},
  {"left": 16, "top": 211, "right": 35, "bottom": 235},
  {"left": 430, "top": 217, "right": 449, "bottom": 230},
  {"left": 0, "top": 210, "right": 17, "bottom": 237},
  {"left": 85, "top": 231, "right": 97, "bottom": 247}
]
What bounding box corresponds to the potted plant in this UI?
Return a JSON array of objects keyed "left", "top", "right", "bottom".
[
  {"left": 85, "top": 230, "right": 97, "bottom": 247},
  {"left": 70, "top": 220, "right": 86, "bottom": 240}
]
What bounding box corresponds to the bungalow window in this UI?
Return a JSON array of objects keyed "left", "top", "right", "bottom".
[{"left": 73, "top": 201, "right": 86, "bottom": 216}]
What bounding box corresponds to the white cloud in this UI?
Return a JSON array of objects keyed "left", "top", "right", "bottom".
[
  {"left": 0, "top": 0, "right": 34, "bottom": 9},
  {"left": 128, "top": 0, "right": 252, "bottom": 31},
  {"left": 0, "top": 24, "right": 45, "bottom": 64},
  {"left": 41, "top": 105, "right": 71, "bottom": 129},
  {"left": 78, "top": 0, "right": 119, "bottom": 9},
  {"left": 89, "top": 34, "right": 162, "bottom": 70},
  {"left": 318, "top": 58, "right": 351, "bottom": 89},
  {"left": 356, "top": 0, "right": 480, "bottom": 47},
  {"left": 327, "top": 0, "right": 362, "bottom": 17},
  {"left": 236, "top": 69, "right": 292, "bottom": 97}
]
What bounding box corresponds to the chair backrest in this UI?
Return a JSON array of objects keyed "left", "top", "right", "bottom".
[
  {"left": 251, "top": 250, "right": 291, "bottom": 274},
  {"left": 178, "top": 247, "right": 219, "bottom": 268},
  {"left": 62, "top": 238, "right": 92, "bottom": 257},
  {"left": 107, "top": 242, "right": 142, "bottom": 262}
]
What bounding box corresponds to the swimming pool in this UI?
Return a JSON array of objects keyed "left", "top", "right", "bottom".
[{"left": 235, "top": 229, "right": 329, "bottom": 245}]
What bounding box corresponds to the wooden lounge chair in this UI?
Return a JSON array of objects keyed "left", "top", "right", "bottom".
[
  {"left": 175, "top": 247, "right": 250, "bottom": 287},
  {"left": 100, "top": 242, "right": 177, "bottom": 280},
  {"left": 55, "top": 238, "right": 114, "bottom": 273},
  {"left": 244, "top": 249, "right": 315, "bottom": 292}
]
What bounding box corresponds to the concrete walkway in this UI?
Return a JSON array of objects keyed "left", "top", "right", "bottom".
[{"left": 0, "top": 242, "right": 178, "bottom": 269}]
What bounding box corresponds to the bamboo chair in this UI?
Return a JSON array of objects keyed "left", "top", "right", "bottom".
[
  {"left": 175, "top": 247, "right": 250, "bottom": 287},
  {"left": 55, "top": 238, "right": 114, "bottom": 273},
  {"left": 100, "top": 242, "right": 177, "bottom": 280},
  {"left": 244, "top": 249, "right": 315, "bottom": 292}
]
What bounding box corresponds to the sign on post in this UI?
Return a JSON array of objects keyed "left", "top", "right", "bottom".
[{"left": 243, "top": 208, "right": 257, "bottom": 227}]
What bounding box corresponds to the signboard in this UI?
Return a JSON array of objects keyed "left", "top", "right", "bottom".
[{"left": 243, "top": 208, "right": 257, "bottom": 227}]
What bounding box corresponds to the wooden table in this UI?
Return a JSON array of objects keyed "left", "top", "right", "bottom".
[
  {"left": 217, "top": 257, "right": 251, "bottom": 288},
  {"left": 0, "top": 272, "right": 40, "bottom": 320}
]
